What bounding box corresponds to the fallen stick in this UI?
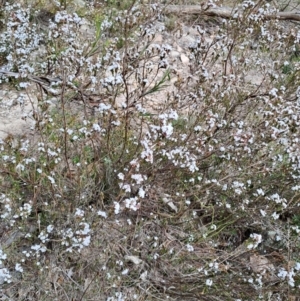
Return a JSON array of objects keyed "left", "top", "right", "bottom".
[{"left": 164, "top": 4, "right": 300, "bottom": 22}]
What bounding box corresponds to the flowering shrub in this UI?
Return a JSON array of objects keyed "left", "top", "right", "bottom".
[{"left": 1, "top": 0, "right": 300, "bottom": 300}]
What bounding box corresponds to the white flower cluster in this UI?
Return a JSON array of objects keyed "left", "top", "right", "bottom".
[
  {"left": 60, "top": 209, "right": 91, "bottom": 252},
  {"left": 0, "top": 194, "right": 12, "bottom": 220},
  {"left": 277, "top": 262, "right": 300, "bottom": 287},
  {"left": 0, "top": 4, "right": 42, "bottom": 77}
]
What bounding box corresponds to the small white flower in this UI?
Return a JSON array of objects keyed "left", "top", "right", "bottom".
[
  {"left": 93, "top": 123, "right": 101, "bottom": 132},
  {"left": 118, "top": 173, "right": 125, "bottom": 180},
  {"left": 120, "top": 183, "right": 131, "bottom": 193},
  {"left": 81, "top": 235, "right": 91, "bottom": 247},
  {"left": 47, "top": 176, "right": 55, "bottom": 184},
  {"left": 114, "top": 202, "right": 121, "bottom": 214},
  {"left": 124, "top": 197, "right": 140, "bottom": 211},
  {"left": 75, "top": 208, "right": 84, "bottom": 217},
  {"left": 269, "top": 88, "right": 278, "bottom": 97},
  {"left": 47, "top": 225, "right": 54, "bottom": 233},
  {"left": 260, "top": 209, "right": 266, "bottom": 217},
  {"left": 210, "top": 224, "right": 217, "bottom": 230},
  {"left": 161, "top": 123, "right": 174, "bottom": 138},
  {"left": 186, "top": 244, "right": 194, "bottom": 252},
  {"left": 256, "top": 188, "right": 265, "bottom": 196},
  {"left": 77, "top": 222, "right": 90, "bottom": 235},
  {"left": 98, "top": 103, "right": 111, "bottom": 112},
  {"left": 138, "top": 187, "right": 145, "bottom": 198},
  {"left": 294, "top": 262, "right": 300, "bottom": 271},
  {"left": 247, "top": 233, "right": 262, "bottom": 249},
  {"left": 278, "top": 268, "right": 288, "bottom": 279},
  {"left": 97, "top": 210, "right": 107, "bottom": 218},
  {"left": 0, "top": 249, "right": 7, "bottom": 264},
  {"left": 15, "top": 263, "right": 23, "bottom": 273},
  {"left": 206, "top": 279, "right": 213, "bottom": 286},
  {"left": 16, "top": 163, "right": 25, "bottom": 172},
  {"left": 0, "top": 268, "right": 11, "bottom": 283},
  {"left": 131, "top": 174, "right": 145, "bottom": 185},
  {"left": 272, "top": 212, "right": 279, "bottom": 220}
]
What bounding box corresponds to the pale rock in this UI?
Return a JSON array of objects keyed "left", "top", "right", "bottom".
[
  {"left": 186, "top": 26, "right": 200, "bottom": 36},
  {"left": 249, "top": 254, "right": 277, "bottom": 281},
  {"left": 162, "top": 194, "right": 178, "bottom": 212},
  {"left": 125, "top": 255, "right": 143, "bottom": 265},
  {"left": 177, "top": 45, "right": 184, "bottom": 52},
  {"left": 79, "top": 18, "right": 95, "bottom": 39},
  {"left": 179, "top": 34, "right": 196, "bottom": 47},
  {"left": 170, "top": 51, "right": 180, "bottom": 58},
  {"left": 0, "top": 87, "right": 37, "bottom": 139},
  {"left": 180, "top": 53, "right": 189, "bottom": 64},
  {"left": 153, "top": 34, "right": 163, "bottom": 43},
  {"left": 244, "top": 71, "right": 264, "bottom": 86},
  {"left": 30, "top": 45, "right": 47, "bottom": 62}
]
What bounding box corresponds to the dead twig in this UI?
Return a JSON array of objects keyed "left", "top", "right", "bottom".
[{"left": 164, "top": 5, "right": 300, "bottom": 22}]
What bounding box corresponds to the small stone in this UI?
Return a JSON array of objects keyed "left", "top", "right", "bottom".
[
  {"left": 180, "top": 54, "right": 189, "bottom": 64},
  {"left": 170, "top": 51, "right": 180, "bottom": 58},
  {"left": 153, "top": 34, "right": 163, "bottom": 43}
]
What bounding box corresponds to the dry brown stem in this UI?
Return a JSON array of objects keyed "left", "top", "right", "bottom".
[{"left": 164, "top": 4, "right": 300, "bottom": 21}]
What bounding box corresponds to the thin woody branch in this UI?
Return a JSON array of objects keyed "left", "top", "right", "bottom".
[{"left": 164, "top": 4, "right": 300, "bottom": 22}]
